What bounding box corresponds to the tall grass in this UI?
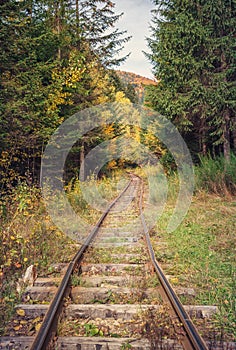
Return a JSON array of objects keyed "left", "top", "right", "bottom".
[
  {"left": 66, "top": 170, "right": 128, "bottom": 221},
  {"left": 195, "top": 154, "right": 236, "bottom": 196}
]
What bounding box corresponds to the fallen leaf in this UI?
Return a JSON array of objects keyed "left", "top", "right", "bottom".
[
  {"left": 32, "top": 316, "right": 41, "bottom": 324},
  {"left": 169, "top": 277, "right": 179, "bottom": 284},
  {"left": 35, "top": 323, "right": 42, "bottom": 331},
  {"left": 13, "top": 325, "right": 22, "bottom": 331},
  {"left": 15, "top": 262, "right": 22, "bottom": 268},
  {"left": 20, "top": 320, "right": 27, "bottom": 325},
  {"left": 16, "top": 309, "right": 25, "bottom": 317}
]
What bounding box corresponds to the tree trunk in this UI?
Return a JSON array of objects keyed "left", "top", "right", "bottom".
[
  {"left": 231, "top": 116, "right": 236, "bottom": 153},
  {"left": 76, "top": 0, "right": 79, "bottom": 25},
  {"left": 199, "top": 116, "right": 207, "bottom": 155},
  {"left": 80, "top": 140, "right": 85, "bottom": 181},
  {"left": 223, "top": 110, "right": 231, "bottom": 162},
  {"left": 221, "top": 51, "right": 231, "bottom": 162},
  {"left": 54, "top": 1, "right": 61, "bottom": 60},
  {"left": 75, "top": 0, "right": 81, "bottom": 49}
]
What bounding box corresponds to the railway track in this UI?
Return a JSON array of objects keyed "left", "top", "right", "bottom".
[{"left": 0, "top": 174, "right": 230, "bottom": 349}]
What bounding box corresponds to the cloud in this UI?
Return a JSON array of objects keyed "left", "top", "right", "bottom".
[{"left": 114, "top": 0, "right": 154, "bottom": 78}]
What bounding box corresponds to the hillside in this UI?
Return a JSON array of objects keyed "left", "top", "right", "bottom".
[{"left": 116, "top": 70, "right": 157, "bottom": 102}]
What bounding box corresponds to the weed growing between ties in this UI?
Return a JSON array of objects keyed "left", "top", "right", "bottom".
[{"left": 58, "top": 304, "right": 182, "bottom": 347}]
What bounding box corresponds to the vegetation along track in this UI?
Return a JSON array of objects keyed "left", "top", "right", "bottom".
[{"left": 0, "top": 174, "right": 234, "bottom": 349}]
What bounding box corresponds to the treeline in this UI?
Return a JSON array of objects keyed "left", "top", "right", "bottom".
[
  {"left": 146, "top": 0, "right": 236, "bottom": 161},
  {"left": 0, "top": 0, "right": 135, "bottom": 190}
]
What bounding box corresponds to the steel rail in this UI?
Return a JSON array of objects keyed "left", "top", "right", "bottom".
[
  {"left": 138, "top": 179, "right": 208, "bottom": 350},
  {"left": 30, "top": 177, "right": 133, "bottom": 350}
]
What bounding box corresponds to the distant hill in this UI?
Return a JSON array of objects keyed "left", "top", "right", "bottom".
[{"left": 116, "top": 70, "right": 157, "bottom": 102}]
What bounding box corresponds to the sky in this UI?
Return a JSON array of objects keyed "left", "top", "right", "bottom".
[{"left": 114, "top": 0, "right": 154, "bottom": 79}]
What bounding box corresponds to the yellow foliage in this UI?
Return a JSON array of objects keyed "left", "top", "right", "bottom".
[
  {"left": 47, "top": 90, "right": 72, "bottom": 113},
  {"left": 107, "top": 160, "right": 117, "bottom": 169},
  {"left": 62, "top": 65, "right": 86, "bottom": 88},
  {"left": 115, "top": 91, "right": 131, "bottom": 104},
  {"left": 48, "top": 50, "right": 116, "bottom": 113},
  {"left": 169, "top": 277, "right": 179, "bottom": 285},
  {"left": 103, "top": 124, "right": 115, "bottom": 137}
]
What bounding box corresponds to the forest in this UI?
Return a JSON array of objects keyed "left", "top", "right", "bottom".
[
  {"left": 0, "top": 0, "right": 235, "bottom": 190},
  {"left": 0, "top": 0, "right": 235, "bottom": 339},
  {"left": 0, "top": 0, "right": 136, "bottom": 189}
]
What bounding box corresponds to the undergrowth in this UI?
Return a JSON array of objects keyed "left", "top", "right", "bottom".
[{"left": 0, "top": 183, "right": 77, "bottom": 335}]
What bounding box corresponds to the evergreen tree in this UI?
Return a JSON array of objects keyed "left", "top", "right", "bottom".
[
  {"left": 146, "top": 0, "right": 236, "bottom": 160},
  {"left": 76, "top": 0, "right": 131, "bottom": 67},
  {"left": 124, "top": 83, "right": 139, "bottom": 104},
  {"left": 204, "top": 0, "right": 236, "bottom": 160},
  {"left": 0, "top": 0, "right": 60, "bottom": 187}
]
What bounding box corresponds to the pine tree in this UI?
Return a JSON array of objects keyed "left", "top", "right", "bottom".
[
  {"left": 0, "top": 0, "right": 60, "bottom": 187},
  {"left": 203, "top": 0, "right": 236, "bottom": 160},
  {"left": 146, "top": 0, "right": 236, "bottom": 160},
  {"left": 75, "top": 0, "right": 131, "bottom": 67}
]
